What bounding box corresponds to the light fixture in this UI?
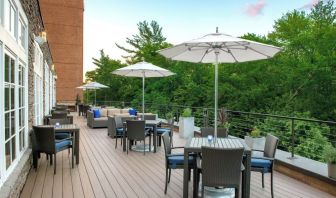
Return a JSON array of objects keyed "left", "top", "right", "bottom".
[{"left": 35, "top": 31, "right": 47, "bottom": 44}]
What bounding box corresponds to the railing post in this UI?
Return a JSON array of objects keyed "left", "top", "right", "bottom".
[
  {"left": 289, "top": 118, "right": 296, "bottom": 159},
  {"left": 203, "top": 108, "right": 208, "bottom": 127}
]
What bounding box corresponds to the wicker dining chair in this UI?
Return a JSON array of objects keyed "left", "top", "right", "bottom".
[
  {"left": 107, "top": 116, "right": 124, "bottom": 148},
  {"left": 251, "top": 134, "right": 279, "bottom": 198},
  {"left": 32, "top": 126, "right": 73, "bottom": 174},
  {"left": 126, "top": 120, "right": 151, "bottom": 155},
  {"left": 199, "top": 147, "right": 244, "bottom": 198},
  {"left": 52, "top": 111, "right": 67, "bottom": 119},
  {"left": 200, "top": 127, "right": 228, "bottom": 138},
  {"left": 162, "top": 132, "right": 196, "bottom": 194},
  {"left": 157, "top": 119, "right": 174, "bottom": 147}
]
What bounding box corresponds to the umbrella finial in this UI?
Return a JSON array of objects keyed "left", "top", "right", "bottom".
[{"left": 216, "top": 27, "right": 218, "bottom": 33}]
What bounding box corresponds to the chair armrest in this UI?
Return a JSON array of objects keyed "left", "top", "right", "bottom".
[
  {"left": 171, "top": 146, "right": 184, "bottom": 149},
  {"left": 252, "top": 149, "right": 264, "bottom": 153}
]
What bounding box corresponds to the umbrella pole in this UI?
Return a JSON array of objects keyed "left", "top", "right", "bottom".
[
  {"left": 95, "top": 89, "right": 97, "bottom": 106},
  {"left": 142, "top": 74, "right": 145, "bottom": 120},
  {"left": 214, "top": 51, "right": 219, "bottom": 141}
]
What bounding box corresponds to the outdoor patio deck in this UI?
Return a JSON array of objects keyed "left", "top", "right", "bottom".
[{"left": 20, "top": 114, "right": 335, "bottom": 198}]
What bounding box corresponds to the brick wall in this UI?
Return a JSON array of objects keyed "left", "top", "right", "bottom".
[{"left": 39, "top": 0, "right": 84, "bottom": 103}]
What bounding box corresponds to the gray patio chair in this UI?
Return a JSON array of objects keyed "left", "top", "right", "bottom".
[
  {"left": 48, "top": 118, "right": 71, "bottom": 139},
  {"left": 107, "top": 116, "right": 124, "bottom": 148},
  {"left": 199, "top": 147, "right": 244, "bottom": 198},
  {"left": 32, "top": 126, "right": 73, "bottom": 174},
  {"left": 251, "top": 134, "right": 279, "bottom": 198},
  {"left": 126, "top": 120, "right": 151, "bottom": 155},
  {"left": 157, "top": 118, "right": 174, "bottom": 147},
  {"left": 162, "top": 132, "right": 196, "bottom": 194},
  {"left": 52, "top": 111, "right": 67, "bottom": 119},
  {"left": 200, "top": 127, "right": 228, "bottom": 138}
]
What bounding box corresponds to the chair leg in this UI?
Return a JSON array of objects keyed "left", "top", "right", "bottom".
[
  {"left": 168, "top": 168, "right": 171, "bottom": 183},
  {"left": 188, "top": 169, "right": 191, "bottom": 181},
  {"left": 271, "top": 172, "right": 274, "bottom": 198},
  {"left": 193, "top": 168, "right": 198, "bottom": 198},
  {"left": 54, "top": 154, "right": 57, "bottom": 174},
  {"left": 33, "top": 151, "right": 38, "bottom": 169},
  {"left": 262, "top": 172, "right": 265, "bottom": 188},
  {"left": 115, "top": 137, "right": 118, "bottom": 149},
  {"left": 235, "top": 187, "right": 239, "bottom": 198},
  {"left": 50, "top": 154, "right": 53, "bottom": 165},
  {"left": 72, "top": 147, "right": 74, "bottom": 168},
  {"left": 165, "top": 168, "right": 168, "bottom": 194},
  {"left": 149, "top": 135, "right": 151, "bottom": 152},
  {"left": 144, "top": 138, "right": 146, "bottom": 155},
  {"left": 127, "top": 140, "right": 129, "bottom": 154}
]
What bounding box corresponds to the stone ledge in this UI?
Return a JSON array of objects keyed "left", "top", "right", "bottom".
[{"left": 0, "top": 149, "right": 32, "bottom": 198}]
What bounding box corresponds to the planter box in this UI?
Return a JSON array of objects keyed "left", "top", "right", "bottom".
[
  {"left": 179, "top": 117, "right": 194, "bottom": 139},
  {"left": 328, "top": 163, "right": 336, "bottom": 179}
]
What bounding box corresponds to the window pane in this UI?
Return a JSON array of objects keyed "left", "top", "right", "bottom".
[
  {"left": 12, "top": 138, "right": 16, "bottom": 161},
  {"left": 22, "top": 130, "right": 25, "bottom": 149},
  {"left": 11, "top": 111, "right": 15, "bottom": 136},
  {"left": 5, "top": 141, "right": 11, "bottom": 169},
  {"left": 22, "top": 109, "right": 24, "bottom": 127},
  {"left": 5, "top": 113, "right": 10, "bottom": 140},
  {"left": 5, "top": 54, "right": 9, "bottom": 82},
  {"left": 5, "top": 85, "right": 9, "bottom": 111},
  {"left": 19, "top": 131, "right": 22, "bottom": 151},
  {"left": 19, "top": 109, "right": 22, "bottom": 128},
  {"left": 11, "top": 86, "right": 15, "bottom": 110},
  {"left": 10, "top": 6, "right": 15, "bottom": 36},
  {"left": 11, "top": 58, "right": 15, "bottom": 83}
]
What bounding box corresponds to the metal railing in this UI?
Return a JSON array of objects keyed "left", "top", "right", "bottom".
[{"left": 97, "top": 100, "right": 336, "bottom": 162}]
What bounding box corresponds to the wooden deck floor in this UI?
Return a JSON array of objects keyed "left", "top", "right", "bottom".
[{"left": 20, "top": 114, "right": 335, "bottom": 198}]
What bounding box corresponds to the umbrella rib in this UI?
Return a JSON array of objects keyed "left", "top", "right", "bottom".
[
  {"left": 199, "top": 48, "right": 213, "bottom": 62},
  {"left": 220, "top": 48, "right": 238, "bottom": 62},
  {"left": 246, "top": 46, "right": 271, "bottom": 58}
]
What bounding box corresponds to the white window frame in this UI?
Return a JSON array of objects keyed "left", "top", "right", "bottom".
[
  {"left": 33, "top": 42, "right": 43, "bottom": 125},
  {"left": 0, "top": 0, "right": 28, "bottom": 187},
  {"left": 44, "top": 62, "right": 50, "bottom": 115}
]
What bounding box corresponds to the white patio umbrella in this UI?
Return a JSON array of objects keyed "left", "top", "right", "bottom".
[
  {"left": 112, "top": 61, "right": 175, "bottom": 119},
  {"left": 77, "top": 82, "right": 108, "bottom": 106},
  {"left": 159, "top": 29, "right": 281, "bottom": 140}
]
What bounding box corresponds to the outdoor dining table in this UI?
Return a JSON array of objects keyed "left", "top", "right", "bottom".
[
  {"left": 53, "top": 124, "right": 80, "bottom": 164},
  {"left": 122, "top": 119, "right": 161, "bottom": 153},
  {"left": 44, "top": 114, "right": 74, "bottom": 125},
  {"left": 183, "top": 137, "right": 252, "bottom": 198}
]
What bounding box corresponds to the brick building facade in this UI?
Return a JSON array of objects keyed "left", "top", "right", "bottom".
[{"left": 39, "top": 0, "right": 84, "bottom": 104}]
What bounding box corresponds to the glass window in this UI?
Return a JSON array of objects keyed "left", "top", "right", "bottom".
[
  {"left": 5, "top": 54, "right": 9, "bottom": 82},
  {"left": 5, "top": 85, "right": 9, "bottom": 111},
  {"left": 5, "top": 113, "right": 10, "bottom": 140},
  {"left": 5, "top": 142, "right": 10, "bottom": 169},
  {"left": 18, "top": 18, "right": 26, "bottom": 48}
]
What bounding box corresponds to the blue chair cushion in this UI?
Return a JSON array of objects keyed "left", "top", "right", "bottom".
[
  {"left": 93, "top": 109, "right": 101, "bottom": 118},
  {"left": 251, "top": 158, "right": 272, "bottom": 173},
  {"left": 55, "top": 140, "right": 72, "bottom": 152},
  {"left": 116, "top": 127, "right": 124, "bottom": 136},
  {"left": 145, "top": 126, "right": 154, "bottom": 132},
  {"left": 168, "top": 154, "right": 194, "bottom": 169},
  {"left": 55, "top": 132, "right": 70, "bottom": 140},
  {"left": 157, "top": 128, "right": 171, "bottom": 135},
  {"left": 128, "top": 108, "right": 137, "bottom": 116}
]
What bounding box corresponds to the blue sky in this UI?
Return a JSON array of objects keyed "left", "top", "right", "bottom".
[{"left": 84, "top": 0, "right": 317, "bottom": 73}]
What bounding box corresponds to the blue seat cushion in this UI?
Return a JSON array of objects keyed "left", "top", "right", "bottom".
[
  {"left": 251, "top": 158, "right": 272, "bottom": 173},
  {"left": 93, "top": 109, "right": 101, "bottom": 118},
  {"left": 56, "top": 140, "right": 72, "bottom": 152},
  {"left": 55, "top": 132, "right": 70, "bottom": 140},
  {"left": 157, "top": 128, "right": 171, "bottom": 135},
  {"left": 145, "top": 126, "right": 154, "bottom": 132},
  {"left": 116, "top": 127, "right": 124, "bottom": 136},
  {"left": 168, "top": 154, "right": 194, "bottom": 169}
]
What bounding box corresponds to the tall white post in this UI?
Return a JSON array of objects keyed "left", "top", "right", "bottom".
[
  {"left": 142, "top": 73, "right": 145, "bottom": 120},
  {"left": 214, "top": 50, "right": 219, "bottom": 141}
]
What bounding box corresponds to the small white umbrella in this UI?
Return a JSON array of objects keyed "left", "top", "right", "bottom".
[
  {"left": 77, "top": 82, "right": 108, "bottom": 106},
  {"left": 159, "top": 29, "right": 281, "bottom": 140},
  {"left": 112, "top": 61, "right": 175, "bottom": 119}
]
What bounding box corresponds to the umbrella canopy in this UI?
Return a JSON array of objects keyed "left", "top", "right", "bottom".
[
  {"left": 112, "top": 61, "right": 175, "bottom": 118},
  {"left": 159, "top": 30, "right": 281, "bottom": 139},
  {"left": 77, "top": 82, "right": 108, "bottom": 105}
]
